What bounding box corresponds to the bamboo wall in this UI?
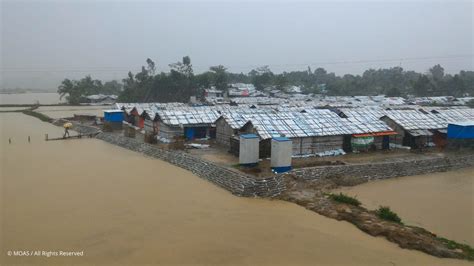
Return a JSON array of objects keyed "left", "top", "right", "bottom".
[
  {"left": 159, "top": 122, "right": 183, "bottom": 141},
  {"left": 291, "top": 135, "right": 344, "bottom": 155},
  {"left": 381, "top": 117, "right": 405, "bottom": 145},
  {"left": 216, "top": 119, "right": 234, "bottom": 147}
]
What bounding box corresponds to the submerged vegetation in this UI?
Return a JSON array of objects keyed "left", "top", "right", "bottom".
[
  {"left": 328, "top": 193, "right": 361, "bottom": 206},
  {"left": 0, "top": 104, "right": 52, "bottom": 122},
  {"left": 20, "top": 106, "right": 52, "bottom": 122},
  {"left": 376, "top": 206, "right": 403, "bottom": 224}
]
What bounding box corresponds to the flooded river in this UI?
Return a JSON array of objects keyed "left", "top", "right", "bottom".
[
  {"left": 0, "top": 112, "right": 471, "bottom": 265},
  {"left": 336, "top": 168, "right": 474, "bottom": 247},
  {"left": 0, "top": 92, "right": 64, "bottom": 105}
]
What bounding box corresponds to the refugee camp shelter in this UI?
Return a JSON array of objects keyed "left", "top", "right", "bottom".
[
  {"left": 129, "top": 107, "right": 146, "bottom": 128},
  {"left": 238, "top": 110, "right": 363, "bottom": 157},
  {"left": 103, "top": 109, "right": 124, "bottom": 130},
  {"left": 113, "top": 102, "right": 473, "bottom": 153},
  {"left": 215, "top": 114, "right": 249, "bottom": 147},
  {"left": 336, "top": 108, "right": 397, "bottom": 151},
  {"left": 380, "top": 110, "right": 445, "bottom": 149},
  {"left": 448, "top": 121, "right": 474, "bottom": 138},
  {"left": 215, "top": 108, "right": 273, "bottom": 148},
  {"left": 204, "top": 88, "right": 224, "bottom": 98},
  {"left": 380, "top": 108, "right": 474, "bottom": 149},
  {"left": 447, "top": 121, "right": 474, "bottom": 149},
  {"left": 85, "top": 94, "right": 117, "bottom": 104},
  {"left": 155, "top": 108, "right": 220, "bottom": 141}
]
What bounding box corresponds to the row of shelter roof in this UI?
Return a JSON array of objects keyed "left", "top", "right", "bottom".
[
  {"left": 205, "top": 83, "right": 472, "bottom": 107},
  {"left": 339, "top": 107, "right": 474, "bottom": 149},
  {"left": 112, "top": 102, "right": 473, "bottom": 156},
  {"left": 205, "top": 95, "right": 474, "bottom": 108}
]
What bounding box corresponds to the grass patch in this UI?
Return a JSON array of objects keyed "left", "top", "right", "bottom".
[
  {"left": 437, "top": 237, "right": 474, "bottom": 261},
  {"left": 437, "top": 237, "right": 474, "bottom": 260},
  {"left": 328, "top": 193, "right": 361, "bottom": 206},
  {"left": 21, "top": 109, "right": 52, "bottom": 122},
  {"left": 376, "top": 206, "right": 402, "bottom": 224}
]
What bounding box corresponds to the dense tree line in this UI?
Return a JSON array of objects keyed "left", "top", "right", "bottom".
[
  {"left": 57, "top": 76, "right": 122, "bottom": 104},
  {"left": 58, "top": 57, "right": 474, "bottom": 104},
  {"left": 118, "top": 57, "right": 202, "bottom": 103},
  {"left": 223, "top": 64, "right": 473, "bottom": 97}
]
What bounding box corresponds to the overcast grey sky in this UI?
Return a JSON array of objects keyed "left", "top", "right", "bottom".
[{"left": 1, "top": 0, "right": 473, "bottom": 89}]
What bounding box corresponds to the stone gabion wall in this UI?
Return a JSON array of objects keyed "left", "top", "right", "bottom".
[
  {"left": 95, "top": 132, "right": 285, "bottom": 197},
  {"left": 283, "top": 154, "right": 474, "bottom": 181}
]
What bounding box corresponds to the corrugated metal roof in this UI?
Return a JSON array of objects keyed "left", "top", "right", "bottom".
[
  {"left": 327, "top": 107, "right": 393, "bottom": 133},
  {"left": 408, "top": 129, "right": 433, "bottom": 136},
  {"left": 383, "top": 108, "right": 474, "bottom": 130},
  {"left": 383, "top": 110, "right": 445, "bottom": 130},
  {"left": 431, "top": 108, "right": 474, "bottom": 124},
  {"left": 157, "top": 108, "right": 221, "bottom": 126},
  {"left": 240, "top": 110, "right": 374, "bottom": 139},
  {"left": 113, "top": 103, "right": 473, "bottom": 138}
]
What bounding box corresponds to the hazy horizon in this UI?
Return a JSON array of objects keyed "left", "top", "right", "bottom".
[{"left": 1, "top": 0, "right": 473, "bottom": 90}]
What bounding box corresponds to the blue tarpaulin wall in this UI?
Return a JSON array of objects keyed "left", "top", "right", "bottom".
[
  {"left": 184, "top": 127, "right": 208, "bottom": 140},
  {"left": 104, "top": 111, "right": 124, "bottom": 122},
  {"left": 185, "top": 127, "right": 195, "bottom": 140},
  {"left": 447, "top": 124, "right": 474, "bottom": 139}
]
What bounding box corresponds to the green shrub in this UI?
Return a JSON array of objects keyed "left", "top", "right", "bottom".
[
  {"left": 376, "top": 206, "right": 402, "bottom": 224},
  {"left": 328, "top": 193, "right": 361, "bottom": 206},
  {"left": 437, "top": 237, "right": 474, "bottom": 260}
]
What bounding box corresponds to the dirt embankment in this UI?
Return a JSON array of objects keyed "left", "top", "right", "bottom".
[{"left": 279, "top": 174, "right": 474, "bottom": 261}]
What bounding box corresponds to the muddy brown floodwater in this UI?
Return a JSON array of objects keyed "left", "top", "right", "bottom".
[
  {"left": 336, "top": 167, "right": 474, "bottom": 247},
  {"left": 0, "top": 112, "right": 472, "bottom": 265},
  {"left": 0, "top": 92, "right": 65, "bottom": 105}
]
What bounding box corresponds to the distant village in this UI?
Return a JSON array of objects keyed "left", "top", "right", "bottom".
[
  {"left": 200, "top": 83, "right": 474, "bottom": 106},
  {"left": 86, "top": 82, "right": 474, "bottom": 106}
]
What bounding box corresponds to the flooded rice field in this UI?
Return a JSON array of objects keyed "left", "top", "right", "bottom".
[
  {"left": 1, "top": 112, "right": 471, "bottom": 265},
  {"left": 0, "top": 92, "right": 64, "bottom": 105},
  {"left": 336, "top": 168, "right": 474, "bottom": 246}
]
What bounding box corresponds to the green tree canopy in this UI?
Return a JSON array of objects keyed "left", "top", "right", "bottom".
[{"left": 61, "top": 62, "right": 474, "bottom": 103}]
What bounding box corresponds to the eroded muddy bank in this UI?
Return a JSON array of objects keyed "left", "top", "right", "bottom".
[{"left": 279, "top": 175, "right": 474, "bottom": 261}]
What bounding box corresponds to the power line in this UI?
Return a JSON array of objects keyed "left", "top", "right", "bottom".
[{"left": 1, "top": 54, "right": 472, "bottom": 73}]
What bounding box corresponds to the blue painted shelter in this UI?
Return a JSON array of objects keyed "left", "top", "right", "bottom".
[
  {"left": 447, "top": 121, "right": 474, "bottom": 139},
  {"left": 104, "top": 110, "right": 124, "bottom": 123}
]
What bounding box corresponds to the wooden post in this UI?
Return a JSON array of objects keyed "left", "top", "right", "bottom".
[{"left": 45, "top": 134, "right": 48, "bottom": 141}]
